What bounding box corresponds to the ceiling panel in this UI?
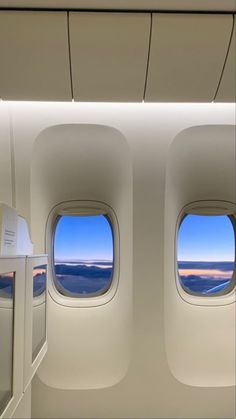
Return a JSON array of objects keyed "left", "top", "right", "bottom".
[
  {"left": 69, "top": 12, "right": 150, "bottom": 101},
  {"left": 0, "top": 11, "right": 72, "bottom": 101},
  {"left": 145, "top": 14, "right": 233, "bottom": 102},
  {"left": 215, "top": 19, "right": 236, "bottom": 101},
  {"left": 0, "top": 0, "right": 235, "bottom": 12}
]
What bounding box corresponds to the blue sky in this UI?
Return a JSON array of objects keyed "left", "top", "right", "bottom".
[
  {"left": 54, "top": 214, "right": 235, "bottom": 263},
  {"left": 178, "top": 215, "right": 235, "bottom": 262},
  {"left": 54, "top": 215, "right": 113, "bottom": 261}
]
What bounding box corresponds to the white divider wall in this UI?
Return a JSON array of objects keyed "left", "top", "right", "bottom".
[
  {"left": 24, "top": 255, "right": 48, "bottom": 391},
  {"left": 11, "top": 385, "right": 31, "bottom": 419},
  {"left": 0, "top": 257, "right": 25, "bottom": 419}
]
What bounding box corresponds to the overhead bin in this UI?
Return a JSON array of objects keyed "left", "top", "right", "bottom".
[
  {"left": 215, "top": 18, "right": 236, "bottom": 102},
  {"left": 0, "top": 11, "right": 72, "bottom": 101},
  {"left": 69, "top": 12, "right": 150, "bottom": 101},
  {"left": 145, "top": 14, "right": 233, "bottom": 102}
]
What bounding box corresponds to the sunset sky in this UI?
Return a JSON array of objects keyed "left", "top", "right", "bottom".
[
  {"left": 178, "top": 268, "right": 233, "bottom": 279},
  {"left": 54, "top": 213, "right": 234, "bottom": 265}
]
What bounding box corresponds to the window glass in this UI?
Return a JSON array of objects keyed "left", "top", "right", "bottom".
[
  {"left": 33, "top": 264, "right": 47, "bottom": 297},
  {"left": 0, "top": 271, "right": 14, "bottom": 298},
  {"left": 53, "top": 215, "right": 113, "bottom": 297},
  {"left": 177, "top": 215, "right": 235, "bottom": 296},
  {"left": 32, "top": 264, "right": 47, "bottom": 361},
  {"left": 0, "top": 271, "right": 14, "bottom": 414}
]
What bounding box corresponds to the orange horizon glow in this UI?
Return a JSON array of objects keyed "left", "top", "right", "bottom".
[
  {"left": 33, "top": 268, "right": 46, "bottom": 277},
  {"left": 0, "top": 271, "right": 14, "bottom": 278},
  {"left": 178, "top": 269, "right": 233, "bottom": 279}
]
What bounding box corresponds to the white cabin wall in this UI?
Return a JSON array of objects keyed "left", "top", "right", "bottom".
[
  {"left": 165, "top": 126, "right": 235, "bottom": 388},
  {"left": 12, "top": 385, "right": 31, "bottom": 419},
  {"left": 4, "top": 102, "right": 236, "bottom": 418},
  {"left": 0, "top": 103, "right": 13, "bottom": 207},
  {"left": 30, "top": 124, "right": 133, "bottom": 390}
]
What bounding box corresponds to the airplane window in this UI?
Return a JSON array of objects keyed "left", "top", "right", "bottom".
[
  {"left": 53, "top": 215, "right": 114, "bottom": 297},
  {"left": 32, "top": 264, "right": 47, "bottom": 361},
  {"left": 33, "top": 264, "right": 47, "bottom": 298},
  {"left": 177, "top": 215, "right": 235, "bottom": 296}
]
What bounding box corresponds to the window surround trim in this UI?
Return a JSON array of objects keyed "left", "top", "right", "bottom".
[
  {"left": 175, "top": 200, "right": 236, "bottom": 307},
  {"left": 46, "top": 200, "right": 120, "bottom": 308}
]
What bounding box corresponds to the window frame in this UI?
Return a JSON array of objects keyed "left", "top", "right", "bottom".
[
  {"left": 0, "top": 256, "right": 25, "bottom": 419},
  {"left": 175, "top": 200, "right": 236, "bottom": 306},
  {"left": 46, "top": 200, "right": 119, "bottom": 308},
  {"left": 24, "top": 255, "right": 48, "bottom": 390}
]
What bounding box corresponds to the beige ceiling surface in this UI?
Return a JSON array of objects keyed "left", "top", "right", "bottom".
[{"left": 0, "top": 0, "right": 235, "bottom": 11}]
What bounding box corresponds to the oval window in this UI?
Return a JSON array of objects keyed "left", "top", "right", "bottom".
[
  {"left": 177, "top": 214, "right": 235, "bottom": 296},
  {"left": 53, "top": 214, "right": 114, "bottom": 298}
]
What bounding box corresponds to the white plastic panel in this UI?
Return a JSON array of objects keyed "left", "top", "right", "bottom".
[
  {"left": 31, "top": 124, "right": 132, "bottom": 389},
  {"left": 0, "top": 271, "right": 14, "bottom": 416},
  {"left": 0, "top": 257, "right": 25, "bottom": 419},
  {"left": 0, "top": 11, "right": 71, "bottom": 101},
  {"left": 24, "top": 256, "right": 48, "bottom": 392},
  {"left": 12, "top": 385, "right": 31, "bottom": 419},
  {"left": 145, "top": 14, "right": 233, "bottom": 102},
  {"left": 69, "top": 12, "right": 150, "bottom": 101},
  {"left": 0, "top": 205, "right": 17, "bottom": 257},
  {"left": 216, "top": 18, "right": 236, "bottom": 102},
  {"left": 164, "top": 125, "right": 236, "bottom": 387}
]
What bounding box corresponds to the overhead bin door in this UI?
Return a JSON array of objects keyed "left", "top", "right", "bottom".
[
  {"left": 145, "top": 14, "right": 233, "bottom": 102},
  {"left": 215, "top": 17, "right": 236, "bottom": 102},
  {"left": 0, "top": 11, "right": 71, "bottom": 101},
  {"left": 69, "top": 12, "right": 150, "bottom": 102}
]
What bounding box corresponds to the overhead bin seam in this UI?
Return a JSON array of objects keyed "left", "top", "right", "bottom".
[
  {"left": 143, "top": 13, "right": 153, "bottom": 101},
  {"left": 213, "top": 14, "right": 235, "bottom": 101},
  {"left": 0, "top": 8, "right": 235, "bottom": 14},
  {"left": 67, "top": 11, "right": 74, "bottom": 100}
]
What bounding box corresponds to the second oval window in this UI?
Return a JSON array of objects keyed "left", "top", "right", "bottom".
[{"left": 177, "top": 214, "right": 235, "bottom": 296}]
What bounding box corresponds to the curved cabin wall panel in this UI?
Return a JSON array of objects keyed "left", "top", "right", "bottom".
[
  {"left": 216, "top": 18, "right": 236, "bottom": 102},
  {"left": 69, "top": 12, "right": 150, "bottom": 102},
  {"left": 0, "top": 11, "right": 72, "bottom": 101},
  {"left": 164, "top": 125, "right": 236, "bottom": 387},
  {"left": 145, "top": 14, "right": 233, "bottom": 102},
  {"left": 31, "top": 124, "right": 133, "bottom": 389}
]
